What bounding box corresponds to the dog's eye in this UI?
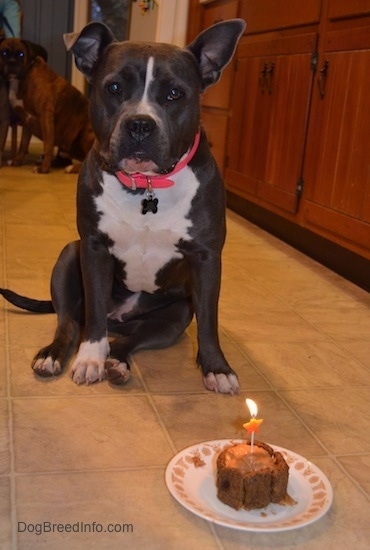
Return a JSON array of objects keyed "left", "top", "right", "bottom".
[
  {"left": 16, "top": 50, "right": 25, "bottom": 59},
  {"left": 167, "top": 87, "right": 183, "bottom": 101},
  {"left": 107, "top": 82, "right": 122, "bottom": 96},
  {"left": 0, "top": 49, "right": 10, "bottom": 58}
]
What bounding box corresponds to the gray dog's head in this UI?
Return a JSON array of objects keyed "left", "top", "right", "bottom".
[{"left": 64, "top": 19, "right": 245, "bottom": 175}]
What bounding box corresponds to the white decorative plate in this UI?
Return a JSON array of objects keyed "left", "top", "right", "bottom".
[{"left": 165, "top": 439, "right": 333, "bottom": 532}]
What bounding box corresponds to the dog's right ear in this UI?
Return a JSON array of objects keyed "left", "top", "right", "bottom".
[
  {"left": 64, "top": 22, "right": 116, "bottom": 82},
  {"left": 22, "top": 40, "right": 48, "bottom": 63}
]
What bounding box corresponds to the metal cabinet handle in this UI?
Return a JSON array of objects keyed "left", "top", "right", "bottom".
[
  {"left": 259, "top": 62, "right": 268, "bottom": 92},
  {"left": 259, "top": 62, "right": 274, "bottom": 94},
  {"left": 266, "top": 62, "right": 275, "bottom": 93},
  {"left": 318, "top": 59, "right": 329, "bottom": 98}
]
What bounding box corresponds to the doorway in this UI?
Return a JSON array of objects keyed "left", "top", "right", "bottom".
[{"left": 21, "top": 0, "right": 74, "bottom": 79}]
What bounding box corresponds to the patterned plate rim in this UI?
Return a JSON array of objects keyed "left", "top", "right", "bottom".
[{"left": 165, "top": 439, "right": 333, "bottom": 532}]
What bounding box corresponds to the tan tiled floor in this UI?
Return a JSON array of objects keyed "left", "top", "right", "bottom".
[{"left": 0, "top": 143, "right": 369, "bottom": 549}]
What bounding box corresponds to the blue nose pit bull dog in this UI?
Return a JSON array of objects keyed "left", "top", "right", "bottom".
[{"left": 0, "top": 19, "right": 246, "bottom": 394}]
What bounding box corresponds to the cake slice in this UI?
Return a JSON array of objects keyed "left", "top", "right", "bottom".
[{"left": 216, "top": 441, "right": 289, "bottom": 510}]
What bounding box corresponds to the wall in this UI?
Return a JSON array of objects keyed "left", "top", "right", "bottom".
[
  {"left": 129, "top": 2, "right": 158, "bottom": 42},
  {"left": 130, "top": 0, "right": 189, "bottom": 45},
  {"left": 71, "top": 0, "right": 189, "bottom": 90}
]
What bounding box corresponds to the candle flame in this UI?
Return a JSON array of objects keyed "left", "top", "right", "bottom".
[{"left": 246, "top": 398, "right": 258, "bottom": 417}]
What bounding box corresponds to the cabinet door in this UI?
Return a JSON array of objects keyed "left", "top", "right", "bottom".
[
  {"left": 225, "top": 34, "right": 317, "bottom": 214},
  {"left": 303, "top": 39, "right": 370, "bottom": 256},
  {"left": 201, "top": 111, "right": 228, "bottom": 170},
  {"left": 201, "top": 0, "right": 239, "bottom": 109}
]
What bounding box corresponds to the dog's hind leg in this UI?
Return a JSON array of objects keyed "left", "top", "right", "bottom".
[
  {"left": 105, "top": 297, "right": 194, "bottom": 385},
  {"left": 11, "top": 124, "right": 32, "bottom": 166},
  {"left": 32, "top": 241, "right": 84, "bottom": 378}
]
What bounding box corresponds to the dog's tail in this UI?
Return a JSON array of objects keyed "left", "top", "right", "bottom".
[{"left": 0, "top": 288, "right": 55, "bottom": 313}]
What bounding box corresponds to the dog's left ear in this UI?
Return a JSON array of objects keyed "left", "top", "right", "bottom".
[
  {"left": 22, "top": 40, "right": 48, "bottom": 63},
  {"left": 64, "top": 22, "right": 116, "bottom": 82},
  {"left": 187, "top": 19, "right": 246, "bottom": 91}
]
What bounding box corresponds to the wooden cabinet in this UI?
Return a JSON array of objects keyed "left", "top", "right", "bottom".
[
  {"left": 187, "top": 0, "right": 370, "bottom": 288},
  {"left": 302, "top": 12, "right": 370, "bottom": 257},
  {"left": 225, "top": 33, "right": 317, "bottom": 214}
]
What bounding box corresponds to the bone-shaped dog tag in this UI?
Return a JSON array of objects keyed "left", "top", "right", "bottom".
[
  {"left": 141, "top": 194, "right": 158, "bottom": 214},
  {"left": 141, "top": 179, "right": 158, "bottom": 214}
]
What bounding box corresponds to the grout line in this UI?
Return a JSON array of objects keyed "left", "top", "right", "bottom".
[
  {"left": 1, "top": 191, "right": 18, "bottom": 549},
  {"left": 130, "top": 355, "right": 178, "bottom": 455},
  {"left": 3, "top": 464, "right": 167, "bottom": 478}
]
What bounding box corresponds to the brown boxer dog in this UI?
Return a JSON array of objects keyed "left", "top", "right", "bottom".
[
  {"left": 0, "top": 39, "right": 47, "bottom": 167},
  {"left": 0, "top": 37, "right": 94, "bottom": 173}
]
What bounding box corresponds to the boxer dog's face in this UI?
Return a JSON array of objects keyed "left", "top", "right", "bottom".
[{"left": 0, "top": 38, "right": 30, "bottom": 80}]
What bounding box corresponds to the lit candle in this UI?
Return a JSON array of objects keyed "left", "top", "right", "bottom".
[{"left": 243, "top": 398, "right": 264, "bottom": 453}]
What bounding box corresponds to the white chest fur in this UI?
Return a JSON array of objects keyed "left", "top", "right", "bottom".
[{"left": 94, "top": 168, "right": 200, "bottom": 293}]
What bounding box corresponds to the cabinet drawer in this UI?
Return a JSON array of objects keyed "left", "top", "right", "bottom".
[
  {"left": 239, "top": 0, "right": 321, "bottom": 34},
  {"left": 202, "top": 0, "right": 239, "bottom": 27},
  {"left": 328, "top": 0, "right": 370, "bottom": 20}
]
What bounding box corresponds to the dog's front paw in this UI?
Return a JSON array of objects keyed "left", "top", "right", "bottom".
[
  {"left": 203, "top": 372, "right": 240, "bottom": 395},
  {"left": 70, "top": 360, "right": 105, "bottom": 385},
  {"left": 64, "top": 163, "right": 80, "bottom": 174},
  {"left": 70, "top": 339, "right": 109, "bottom": 385},
  {"left": 32, "top": 356, "right": 62, "bottom": 377},
  {"left": 33, "top": 165, "right": 50, "bottom": 174},
  {"left": 105, "top": 358, "right": 131, "bottom": 385}
]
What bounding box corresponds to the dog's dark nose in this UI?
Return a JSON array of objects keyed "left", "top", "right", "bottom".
[{"left": 126, "top": 116, "right": 156, "bottom": 142}]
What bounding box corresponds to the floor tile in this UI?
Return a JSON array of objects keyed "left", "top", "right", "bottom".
[
  {"left": 0, "top": 400, "right": 10, "bottom": 475},
  {"left": 223, "top": 310, "right": 326, "bottom": 342},
  {"left": 337, "top": 454, "right": 370, "bottom": 498},
  {"left": 12, "top": 396, "right": 174, "bottom": 473},
  {"left": 219, "top": 270, "right": 288, "bottom": 313},
  {"left": 5, "top": 224, "right": 76, "bottom": 261},
  {"left": 298, "top": 307, "right": 370, "bottom": 340},
  {"left": 15, "top": 470, "right": 219, "bottom": 550},
  {"left": 339, "top": 340, "right": 369, "bottom": 370},
  {"left": 281, "top": 387, "right": 370, "bottom": 454},
  {"left": 242, "top": 341, "right": 370, "bottom": 389},
  {"left": 153, "top": 391, "right": 326, "bottom": 457},
  {"left": 0, "top": 331, "right": 6, "bottom": 397},
  {"left": 0, "top": 477, "right": 12, "bottom": 550},
  {"left": 7, "top": 312, "right": 57, "bottom": 349},
  {"left": 137, "top": 324, "right": 270, "bottom": 394}
]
